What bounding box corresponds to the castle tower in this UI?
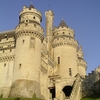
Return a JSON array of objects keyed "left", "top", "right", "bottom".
[
  {"left": 52, "top": 20, "right": 78, "bottom": 78},
  {"left": 10, "top": 4, "right": 44, "bottom": 98},
  {"left": 51, "top": 20, "right": 83, "bottom": 100},
  {"left": 45, "top": 10, "right": 54, "bottom": 56}
]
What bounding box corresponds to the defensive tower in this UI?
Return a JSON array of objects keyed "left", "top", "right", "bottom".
[
  {"left": 53, "top": 20, "right": 78, "bottom": 78},
  {"left": 10, "top": 4, "right": 44, "bottom": 98}
]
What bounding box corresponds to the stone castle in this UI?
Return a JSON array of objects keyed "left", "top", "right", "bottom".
[{"left": 0, "top": 4, "right": 99, "bottom": 100}]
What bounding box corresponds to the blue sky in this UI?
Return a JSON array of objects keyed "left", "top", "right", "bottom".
[{"left": 0, "top": 0, "right": 100, "bottom": 74}]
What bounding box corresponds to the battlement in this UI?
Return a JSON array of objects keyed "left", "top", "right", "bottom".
[
  {"left": 16, "top": 22, "right": 44, "bottom": 33},
  {"left": 52, "top": 36, "right": 78, "bottom": 49},
  {"left": 53, "top": 27, "right": 74, "bottom": 38},
  {"left": 15, "top": 30, "right": 44, "bottom": 42},
  {"left": 45, "top": 10, "right": 54, "bottom": 17},
  {"left": 19, "top": 5, "right": 42, "bottom": 24},
  {"left": 20, "top": 5, "right": 42, "bottom": 18}
]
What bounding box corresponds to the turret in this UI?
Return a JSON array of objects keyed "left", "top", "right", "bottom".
[
  {"left": 10, "top": 4, "right": 44, "bottom": 98},
  {"left": 77, "top": 46, "right": 87, "bottom": 77},
  {"left": 52, "top": 20, "right": 78, "bottom": 78},
  {"left": 45, "top": 10, "right": 54, "bottom": 56},
  {"left": 45, "top": 10, "right": 54, "bottom": 37}
]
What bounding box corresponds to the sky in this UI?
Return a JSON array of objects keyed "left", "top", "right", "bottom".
[{"left": 0, "top": 0, "right": 100, "bottom": 74}]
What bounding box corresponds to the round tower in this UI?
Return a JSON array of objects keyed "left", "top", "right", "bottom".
[
  {"left": 77, "top": 46, "right": 87, "bottom": 77},
  {"left": 10, "top": 4, "right": 44, "bottom": 98},
  {"left": 52, "top": 20, "right": 78, "bottom": 78}
]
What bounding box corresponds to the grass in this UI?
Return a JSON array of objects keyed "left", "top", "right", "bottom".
[
  {"left": 81, "top": 94, "right": 100, "bottom": 100},
  {"left": 0, "top": 98, "right": 44, "bottom": 100},
  {"left": 0, "top": 96, "right": 44, "bottom": 100}
]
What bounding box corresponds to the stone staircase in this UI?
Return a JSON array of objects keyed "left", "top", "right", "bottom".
[{"left": 70, "top": 74, "right": 81, "bottom": 100}]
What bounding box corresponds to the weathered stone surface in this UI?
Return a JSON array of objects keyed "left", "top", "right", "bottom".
[{"left": 9, "top": 80, "right": 43, "bottom": 98}]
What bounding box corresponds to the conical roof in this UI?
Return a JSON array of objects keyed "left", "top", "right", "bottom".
[
  {"left": 29, "top": 4, "right": 34, "bottom": 9},
  {"left": 58, "top": 20, "right": 68, "bottom": 28}
]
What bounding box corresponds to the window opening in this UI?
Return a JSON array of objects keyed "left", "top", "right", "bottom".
[
  {"left": 22, "top": 40, "right": 25, "bottom": 44},
  {"left": 58, "top": 57, "right": 60, "bottom": 64},
  {"left": 25, "top": 23, "right": 28, "bottom": 26},
  {"left": 4, "top": 34, "right": 7, "bottom": 38},
  {"left": 34, "top": 24, "right": 36, "bottom": 27},
  {"left": 63, "top": 32, "right": 65, "bottom": 34},
  {"left": 26, "top": 20, "right": 28, "bottom": 22},
  {"left": 33, "top": 16, "right": 35, "bottom": 19},
  {"left": 4, "top": 63, "right": 6, "bottom": 67},
  {"left": 69, "top": 68, "right": 72, "bottom": 76},
  {"left": 19, "top": 63, "right": 21, "bottom": 69},
  {"left": 10, "top": 49, "right": 12, "bottom": 52},
  {"left": 3, "top": 50, "right": 4, "bottom": 53}
]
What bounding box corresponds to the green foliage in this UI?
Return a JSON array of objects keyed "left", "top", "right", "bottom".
[
  {"left": 33, "top": 93, "right": 36, "bottom": 98},
  {"left": 81, "top": 94, "right": 100, "bottom": 100},
  {"left": 0, "top": 94, "right": 3, "bottom": 98},
  {"left": 0, "top": 97, "right": 44, "bottom": 100},
  {"left": 15, "top": 97, "right": 20, "bottom": 100}
]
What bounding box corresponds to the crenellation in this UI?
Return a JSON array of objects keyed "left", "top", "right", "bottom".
[
  {"left": 15, "top": 30, "right": 44, "bottom": 42},
  {"left": 52, "top": 39, "right": 78, "bottom": 49},
  {"left": 0, "top": 55, "right": 15, "bottom": 62}
]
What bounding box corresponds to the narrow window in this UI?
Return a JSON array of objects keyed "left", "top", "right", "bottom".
[
  {"left": 3, "top": 50, "right": 4, "bottom": 53},
  {"left": 19, "top": 63, "right": 21, "bottom": 69},
  {"left": 25, "top": 23, "right": 28, "bottom": 26},
  {"left": 58, "top": 57, "right": 60, "bottom": 64},
  {"left": 34, "top": 24, "right": 36, "bottom": 27},
  {"left": 4, "top": 63, "right": 6, "bottom": 67},
  {"left": 10, "top": 49, "right": 12, "bottom": 52},
  {"left": 22, "top": 40, "right": 25, "bottom": 44},
  {"left": 4, "top": 34, "right": 7, "bottom": 38},
  {"left": 33, "top": 16, "right": 35, "bottom": 19},
  {"left": 69, "top": 68, "right": 72, "bottom": 76}
]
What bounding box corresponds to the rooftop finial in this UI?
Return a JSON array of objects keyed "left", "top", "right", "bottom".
[
  {"left": 31, "top": 0, "right": 33, "bottom": 4},
  {"left": 29, "top": 0, "right": 34, "bottom": 9},
  {"left": 48, "top": 0, "right": 51, "bottom": 9}
]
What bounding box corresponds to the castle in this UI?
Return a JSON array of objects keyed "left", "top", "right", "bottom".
[{"left": 0, "top": 4, "right": 93, "bottom": 100}]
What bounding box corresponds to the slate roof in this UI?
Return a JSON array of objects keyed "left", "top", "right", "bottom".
[
  {"left": 58, "top": 20, "right": 68, "bottom": 28},
  {"left": 29, "top": 4, "right": 34, "bottom": 9},
  {"left": 0, "top": 30, "right": 15, "bottom": 40}
]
